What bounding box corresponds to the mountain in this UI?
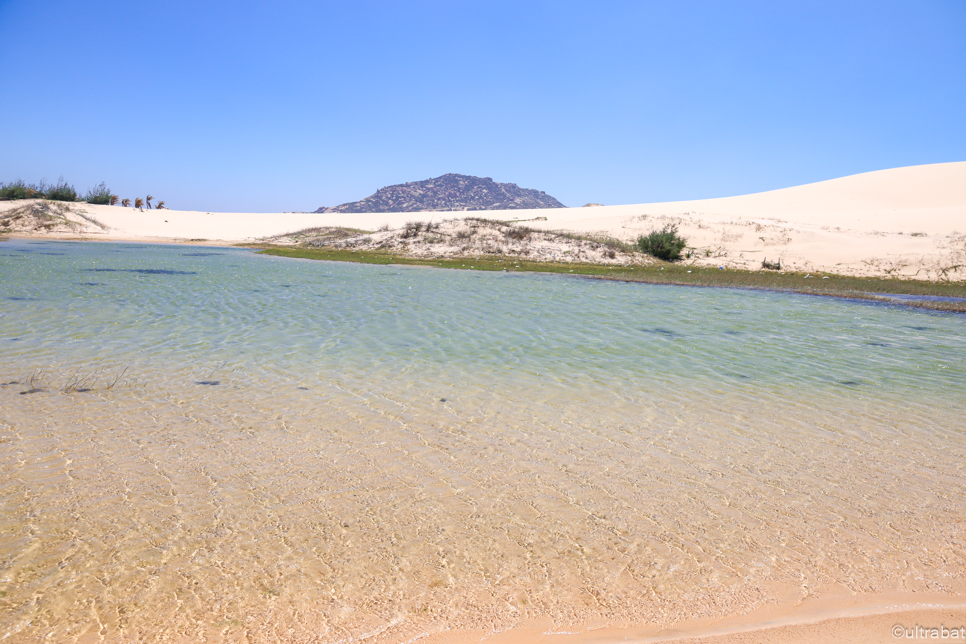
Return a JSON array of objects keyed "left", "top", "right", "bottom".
[{"left": 315, "top": 174, "right": 566, "bottom": 213}]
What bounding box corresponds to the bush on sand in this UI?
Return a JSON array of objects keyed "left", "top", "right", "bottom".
[
  {"left": 637, "top": 224, "right": 687, "bottom": 261},
  {"left": 84, "top": 182, "right": 115, "bottom": 205}
]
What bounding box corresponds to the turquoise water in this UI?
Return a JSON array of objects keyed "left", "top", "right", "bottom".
[
  {"left": 1, "top": 239, "right": 964, "bottom": 643},
  {"left": 2, "top": 239, "right": 962, "bottom": 400}
]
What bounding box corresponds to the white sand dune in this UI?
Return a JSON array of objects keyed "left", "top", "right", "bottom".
[
  {"left": 3, "top": 161, "right": 964, "bottom": 279},
  {"left": 526, "top": 161, "right": 966, "bottom": 279}
]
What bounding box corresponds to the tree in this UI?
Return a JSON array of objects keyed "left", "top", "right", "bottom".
[
  {"left": 145, "top": 195, "right": 154, "bottom": 209},
  {"left": 134, "top": 197, "right": 144, "bottom": 211},
  {"left": 121, "top": 198, "right": 131, "bottom": 207},
  {"left": 109, "top": 195, "right": 119, "bottom": 206},
  {"left": 155, "top": 200, "right": 166, "bottom": 210}
]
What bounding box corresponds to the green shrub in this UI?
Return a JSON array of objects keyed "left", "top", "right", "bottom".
[
  {"left": 0, "top": 180, "right": 43, "bottom": 200},
  {"left": 636, "top": 224, "right": 687, "bottom": 261},
  {"left": 45, "top": 178, "right": 78, "bottom": 202},
  {"left": 84, "top": 182, "right": 114, "bottom": 205}
]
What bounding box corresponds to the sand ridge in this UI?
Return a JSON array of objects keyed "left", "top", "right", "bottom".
[{"left": 3, "top": 162, "right": 964, "bottom": 280}]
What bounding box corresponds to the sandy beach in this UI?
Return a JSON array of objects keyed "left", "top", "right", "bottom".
[{"left": 3, "top": 162, "right": 965, "bottom": 281}]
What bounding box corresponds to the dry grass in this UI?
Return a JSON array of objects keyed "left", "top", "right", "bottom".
[
  {"left": 73, "top": 211, "right": 108, "bottom": 230},
  {"left": 260, "top": 218, "right": 650, "bottom": 266},
  {"left": 261, "top": 226, "right": 372, "bottom": 245},
  {"left": 0, "top": 200, "right": 103, "bottom": 233}
]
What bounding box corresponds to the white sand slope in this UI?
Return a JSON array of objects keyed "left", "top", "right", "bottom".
[
  {"left": 3, "top": 162, "right": 964, "bottom": 279},
  {"left": 526, "top": 161, "right": 966, "bottom": 279}
]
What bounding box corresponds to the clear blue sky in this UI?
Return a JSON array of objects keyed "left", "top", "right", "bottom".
[{"left": 1, "top": 1, "right": 963, "bottom": 212}]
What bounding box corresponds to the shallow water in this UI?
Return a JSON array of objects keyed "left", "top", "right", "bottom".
[{"left": 1, "top": 239, "right": 964, "bottom": 643}]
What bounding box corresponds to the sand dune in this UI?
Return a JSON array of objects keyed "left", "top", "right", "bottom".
[
  {"left": 3, "top": 161, "right": 964, "bottom": 279},
  {"left": 528, "top": 161, "right": 966, "bottom": 279}
]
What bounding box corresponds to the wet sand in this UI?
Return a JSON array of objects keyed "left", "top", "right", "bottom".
[{"left": 429, "top": 603, "right": 966, "bottom": 644}]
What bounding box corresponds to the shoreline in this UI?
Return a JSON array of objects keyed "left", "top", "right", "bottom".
[
  {"left": 447, "top": 594, "right": 966, "bottom": 644},
  {"left": 0, "top": 231, "right": 239, "bottom": 248},
  {"left": 252, "top": 245, "right": 966, "bottom": 312},
  {"left": 4, "top": 234, "right": 964, "bottom": 312}
]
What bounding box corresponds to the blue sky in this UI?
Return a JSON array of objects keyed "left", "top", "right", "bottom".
[{"left": 1, "top": 1, "right": 963, "bottom": 212}]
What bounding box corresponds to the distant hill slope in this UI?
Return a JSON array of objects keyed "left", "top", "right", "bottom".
[{"left": 315, "top": 173, "right": 566, "bottom": 213}]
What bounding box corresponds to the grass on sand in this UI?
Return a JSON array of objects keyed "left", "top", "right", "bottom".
[{"left": 255, "top": 246, "right": 966, "bottom": 312}]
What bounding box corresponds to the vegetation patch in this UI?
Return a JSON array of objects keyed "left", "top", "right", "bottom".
[
  {"left": 636, "top": 224, "right": 688, "bottom": 261},
  {"left": 84, "top": 182, "right": 115, "bottom": 205},
  {"left": 44, "top": 178, "right": 79, "bottom": 202},
  {"left": 0, "top": 179, "right": 45, "bottom": 200},
  {"left": 257, "top": 218, "right": 650, "bottom": 266},
  {"left": 1, "top": 178, "right": 163, "bottom": 209},
  {"left": 0, "top": 178, "right": 83, "bottom": 202}
]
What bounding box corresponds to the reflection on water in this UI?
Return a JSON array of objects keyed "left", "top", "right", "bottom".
[{"left": 0, "top": 240, "right": 964, "bottom": 642}]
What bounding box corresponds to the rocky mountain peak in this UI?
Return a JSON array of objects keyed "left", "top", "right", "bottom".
[{"left": 315, "top": 174, "right": 565, "bottom": 213}]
